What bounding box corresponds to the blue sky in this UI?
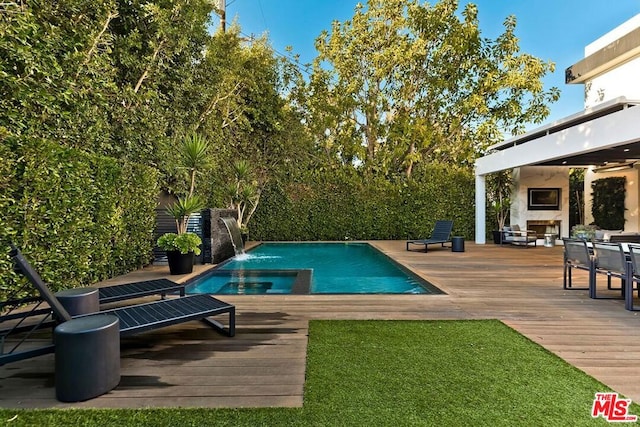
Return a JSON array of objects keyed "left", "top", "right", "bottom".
[{"left": 223, "top": 0, "right": 640, "bottom": 128}]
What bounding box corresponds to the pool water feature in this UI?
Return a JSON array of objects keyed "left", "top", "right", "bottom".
[
  {"left": 187, "top": 242, "right": 443, "bottom": 295},
  {"left": 220, "top": 216, "right": 245, "bottom": 255}
]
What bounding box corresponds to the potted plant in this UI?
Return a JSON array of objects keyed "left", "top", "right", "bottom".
[
  {"left": 157, "top": 232, "right": 202, "bottom": 274},
  {"left": 157, "top": 133, "right": 209, "bottom": 274},
  {"left": 486, "top": 170, "right": 513, "bottom": 244},
  {"left": 571, "top": 224, "right": 597, "bottom": 241}
]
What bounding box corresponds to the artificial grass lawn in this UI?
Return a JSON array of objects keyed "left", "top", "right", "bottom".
[{"left": 2, "top": 320, "right": 637, "bottom": 426}]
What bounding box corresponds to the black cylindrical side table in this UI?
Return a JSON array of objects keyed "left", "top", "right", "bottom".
[
  {"left": 451, "top": 236, "right": 465, "bottom": 252},
  {"left": 55, "top": 287, "right": 99, "bottom": 316},
  {"left": 55, "top": 315, "right": 120, "bottom": 402}
]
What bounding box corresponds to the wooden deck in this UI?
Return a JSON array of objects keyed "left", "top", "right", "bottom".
[{"left": 3, "top": 240, "right": 640, "bottom": 409}]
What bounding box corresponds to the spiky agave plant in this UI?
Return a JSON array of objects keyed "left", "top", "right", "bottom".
[
  {"left": 165, "top": 194, "right": 206, "bottom": 234},
  {"left": 181, "top": 133, "right": 210, "bottom": 197}
]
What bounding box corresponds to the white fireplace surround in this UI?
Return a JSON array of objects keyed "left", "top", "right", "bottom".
[{"left": 526, "top": 220, "right": 561, "bottom": 238}]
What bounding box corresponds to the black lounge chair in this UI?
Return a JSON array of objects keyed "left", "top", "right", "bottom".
[
  {"left": 406, "top": 220, "right": 454, "bottom": 252},
  {"left": 98, "top": 278, "right": 185, "bottom": 304},
  {"left": 9, "top": 245, "right": 235, "bottom": 338}
]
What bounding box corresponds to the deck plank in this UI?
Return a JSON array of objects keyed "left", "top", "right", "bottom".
[{"left": 3, "top": 241, "right": 640, "bottom": 408}]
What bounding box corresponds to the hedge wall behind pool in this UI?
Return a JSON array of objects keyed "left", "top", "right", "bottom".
[
  {"left": 0, "top": 137, "right": 159, "bottom": 300},
  {"left": 250, "top": 163, "right": 475, "bottom": 242}
]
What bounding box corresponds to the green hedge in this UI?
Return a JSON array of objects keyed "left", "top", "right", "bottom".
[
  {"left": 250, "top": 164, "right": 475, "bottom": 241},
  {"left": 591, "top": 176, "right": 626, "bottom": 230},
  {"left": 0, "top": 138, "right": 159, "bottom": 300}
]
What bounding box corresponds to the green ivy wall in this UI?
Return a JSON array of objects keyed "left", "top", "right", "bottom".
[
  {"left": 250, "top": 164, "right": 475, "bottom": 242},
  {"left": 0, "top": 138, "right": 159, "bottom": 300}
]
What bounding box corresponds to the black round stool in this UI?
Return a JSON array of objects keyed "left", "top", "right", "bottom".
[
  {"left": 55, "top": 315, "right": 120, "bottom": 402},
  {"left": 55, "top": 287, "right": 99, "bottom": 316},
  {"left": 451, "top": 236, "right": 465, "bottom": 252}
]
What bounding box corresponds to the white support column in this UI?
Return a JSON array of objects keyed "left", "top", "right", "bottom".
[{"left": 475, "top": 173, "right": 486, "bottom": 244}]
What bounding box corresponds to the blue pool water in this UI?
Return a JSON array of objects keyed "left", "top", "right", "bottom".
[
  {"left": 187, "top": 243, "right": 442, "bottom": 295},
  {"left": 187, "top": 270, "right": 302, "bottom": 295}
]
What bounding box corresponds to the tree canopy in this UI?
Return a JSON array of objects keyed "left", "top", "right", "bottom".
[
  {"left": 1, "top": 0, "right": 559, "bottom": 191},
  {"left": 300, "top": 0, "right": 559, "bottom": 176},
  {"left": 0, "top": 0, "right": 304, "bottom": 200}
]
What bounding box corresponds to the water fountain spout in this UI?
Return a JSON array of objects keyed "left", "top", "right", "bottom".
[{"left": 221, "top": 217, "right": 245, "bottom": 255}]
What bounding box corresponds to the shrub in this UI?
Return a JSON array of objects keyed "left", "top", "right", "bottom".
[
  {"left": 0, "top": 137, "right": 158, "bottom": 299},
  {"left": 157, "top": 232, "right": 202, "bottom": 255},
  {"left": 250, "top": 163, "right": 475, "bottom": 241}
]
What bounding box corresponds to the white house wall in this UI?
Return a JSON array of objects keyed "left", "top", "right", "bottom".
[
  {"left": 585, "top": 14, "right": 640, "bottom": 54},
  {"left": 511, "top": 167, "right": 570, "bottom": 238},
  {"left": 585, "top": 57, "right": 640, "bottom": 108},
  {"left": 584, "top": 166, "right": 640, "bottom": 231},
  {"left": 475, "top": 15, "right": 640, "bottom": 243}
]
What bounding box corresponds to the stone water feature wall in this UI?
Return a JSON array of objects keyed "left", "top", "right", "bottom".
[{"left": 202, "top": 208, "right": 238, "bottom": 264}]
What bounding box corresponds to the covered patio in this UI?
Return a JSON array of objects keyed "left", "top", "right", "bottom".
[
  {"left": 476, "top": 14, "right": 640, "bottom": 243},
  {"left": 2, "top": 241, "right": 640, "bottom": 408},
  {"left": 475, "top": 97, "right": 640, "bottom": 243}
]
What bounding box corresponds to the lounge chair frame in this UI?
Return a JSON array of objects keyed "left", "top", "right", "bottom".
[
  {"left": 98, "top": 278, "right": 185, "bottom": 304},
  {"left": 2, "top": 246, "right": 235, "bottom": 365},
  {"left": 406, "top": 220, "right": 454, "bottom": 253}
]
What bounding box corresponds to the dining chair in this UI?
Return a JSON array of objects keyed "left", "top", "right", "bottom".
[
  {"left": 563, "top": 239, "right": 593, "bottom": 290},
  {"left": 591, "top": 242, "right": 626, "bottom": 300},
  {"left": 624, "top": 244, "right": 640, "bottom": 310}
]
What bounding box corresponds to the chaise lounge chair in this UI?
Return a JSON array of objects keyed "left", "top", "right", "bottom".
[
  {"left": 406, "top": 220, "right": 454, "bottom": 253},
  {"left": 97, "top": 278, "right": 185, "bottom": 304},
  {"left": 2, "top": 246, "right": 235, "bottom": 364}
]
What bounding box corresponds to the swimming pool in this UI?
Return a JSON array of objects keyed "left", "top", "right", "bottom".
[{"left": 186, "top": 242, "right": 443, "bottom": 295}]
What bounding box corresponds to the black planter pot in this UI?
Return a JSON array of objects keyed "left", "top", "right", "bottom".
[
  {"left": 241, "top": 232, "right": 249, "bottom": 245},
  {"left": 166, "top": 250, "right": 195, "bottom": 275},
  {"left": 492, "top": 230, "right": 502, "bottom": 244}
]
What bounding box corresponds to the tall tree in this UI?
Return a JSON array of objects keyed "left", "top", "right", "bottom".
[
  {"left": 108, "top": 0, "right": 214, "bottom": 165},
  {"left": 192, "top": 27, "right": 312, "bottom": 210},
  {"left": 0, "top": 0, "right": 215, "bottom": 166},
  {"left": 303, "top": 0, "right": 559, "bottom": 176}
]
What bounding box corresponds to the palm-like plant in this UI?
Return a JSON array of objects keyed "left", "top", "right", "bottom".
[
  {"left": 181, "top": 133, "right": 210, "bottom": 197},
  {"left": 165, "top": 133, "right": 210, "bottom": 234},
  {"left": 165, "top": 194, "right": 206, "bottom": 234},
  {"left": 158, "top": 133, "right": 210, "bottom": 257},
  {"left": 224, "top": 160, "right": 261, "bottom": 232}
]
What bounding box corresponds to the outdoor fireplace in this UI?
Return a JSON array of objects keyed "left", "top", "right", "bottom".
[{"left": 526, "top": 220, "right": 561, "bottom": 238}]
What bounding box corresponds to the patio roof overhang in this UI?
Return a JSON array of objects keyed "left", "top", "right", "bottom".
[
  {"left": 475, "top": 97, "right": 640, "bottom": 175},
  {"left": 474, "top": 96, "right": 640, "bottom": 244}
]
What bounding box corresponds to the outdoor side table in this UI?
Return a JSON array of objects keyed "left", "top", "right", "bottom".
[
  {"left": 451, "top": 236, "right": 465, "bottom": 252},
  {"left": 543, "top": 233, "right": 557, "bottom": 248},
  {"left": 55, "top": 287, "right": 99, "bottom": 316},
  {"left": 55, "top": 315, "right": 120, "bottom": 402}
]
